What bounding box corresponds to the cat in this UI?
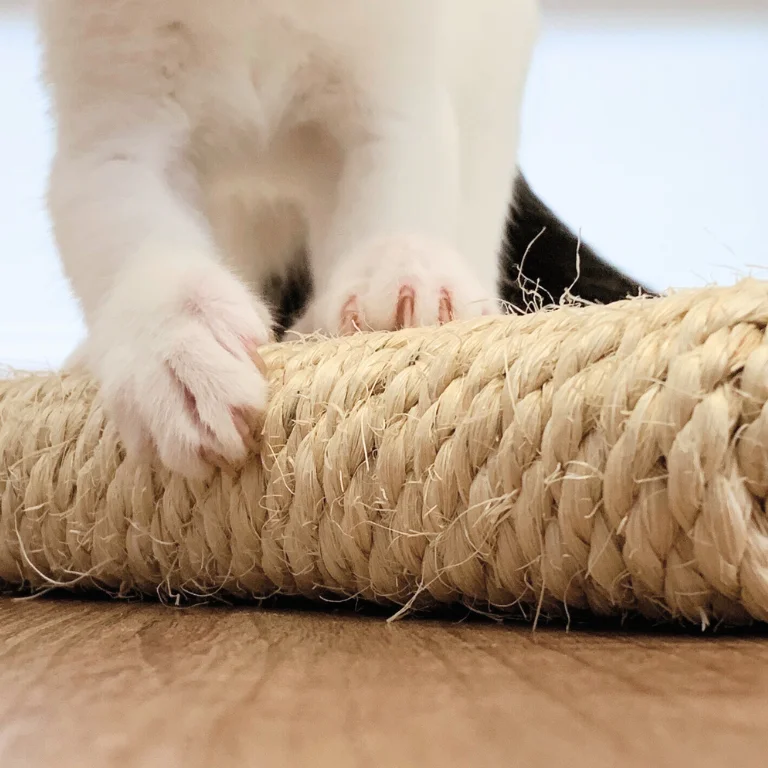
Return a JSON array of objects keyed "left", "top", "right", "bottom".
[{"left": 39, "top": 0, "right": 647, "bottom": 479}]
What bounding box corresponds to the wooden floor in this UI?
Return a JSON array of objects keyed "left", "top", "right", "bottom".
[{"left": 0, "top": 599, "right": 766, "bottom": 768}]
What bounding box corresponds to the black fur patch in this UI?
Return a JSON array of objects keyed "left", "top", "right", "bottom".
[
  {"left": 263, "top": 252, "right": 313, "bottom": 335},
  {"left": 501, "top": 173, "right": 654, "bottom": 310}
]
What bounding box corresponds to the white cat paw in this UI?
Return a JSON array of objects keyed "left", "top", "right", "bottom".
[
  {"left": 314, "top": 235, "right": 499, "bottom": 334},
  {"left": 86, "top": 259, "right": 273, "bottom": 478}
]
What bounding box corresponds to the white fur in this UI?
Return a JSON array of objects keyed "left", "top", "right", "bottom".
[{"left": 39, "top": 0, "right": 539, "bottom": 476}]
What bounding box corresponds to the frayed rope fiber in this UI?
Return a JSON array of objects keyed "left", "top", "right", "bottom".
[{"left": 3, "top": 278, "right": 768, "bottom": 627}]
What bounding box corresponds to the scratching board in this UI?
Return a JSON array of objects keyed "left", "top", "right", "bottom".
[{"left": 2, "top": 279, "right": 768, "bottom": 627}]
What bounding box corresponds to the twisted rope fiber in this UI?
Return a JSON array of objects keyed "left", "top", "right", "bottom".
[{"left": 2, "top": 279, "right": 768, "bottom": 626}]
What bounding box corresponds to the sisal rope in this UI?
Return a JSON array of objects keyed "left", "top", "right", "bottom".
[{"left": 2, "top": 279, "right": 768, "bottom": 627}]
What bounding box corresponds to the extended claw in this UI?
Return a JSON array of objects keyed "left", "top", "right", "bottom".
[
  {"left": 395, "top": 285, "right": 416, "bottom": 329},
  {"left": 340, "top": 296, "right": 363, "bottom": 335},
  {"left": 438, "top": 288, "right": 454, "bottom": 324}
]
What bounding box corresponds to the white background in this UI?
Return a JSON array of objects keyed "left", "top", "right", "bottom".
[{"left": 1, "top": 4, "right": 767, "bottom": 368}]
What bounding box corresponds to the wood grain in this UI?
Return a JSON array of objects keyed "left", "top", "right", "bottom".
[{"left": 0, "top": 599, "right": 766, "bottom": 768}]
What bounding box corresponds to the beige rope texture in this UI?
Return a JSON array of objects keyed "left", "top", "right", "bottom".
[{"left": 2, "top": 278, "right": 768, "bottom": 626}]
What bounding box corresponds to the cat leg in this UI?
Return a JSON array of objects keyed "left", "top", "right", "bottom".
[
  {"left": 45, "top": 20, "right": 274, "bottom": 479},
  {"left": 50, "top": 142, "right": 273, "bottom": 478},
  {"left": 304, "top": 42, "right": 498, "bottom": 334}
]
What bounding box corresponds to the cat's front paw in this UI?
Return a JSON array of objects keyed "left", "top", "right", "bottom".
[
  {"left": 85, "top": 259, "right": 273, "bottom": 478},
  {"left": 313, "top": 235, "right": 499, "bottom": 334}
]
